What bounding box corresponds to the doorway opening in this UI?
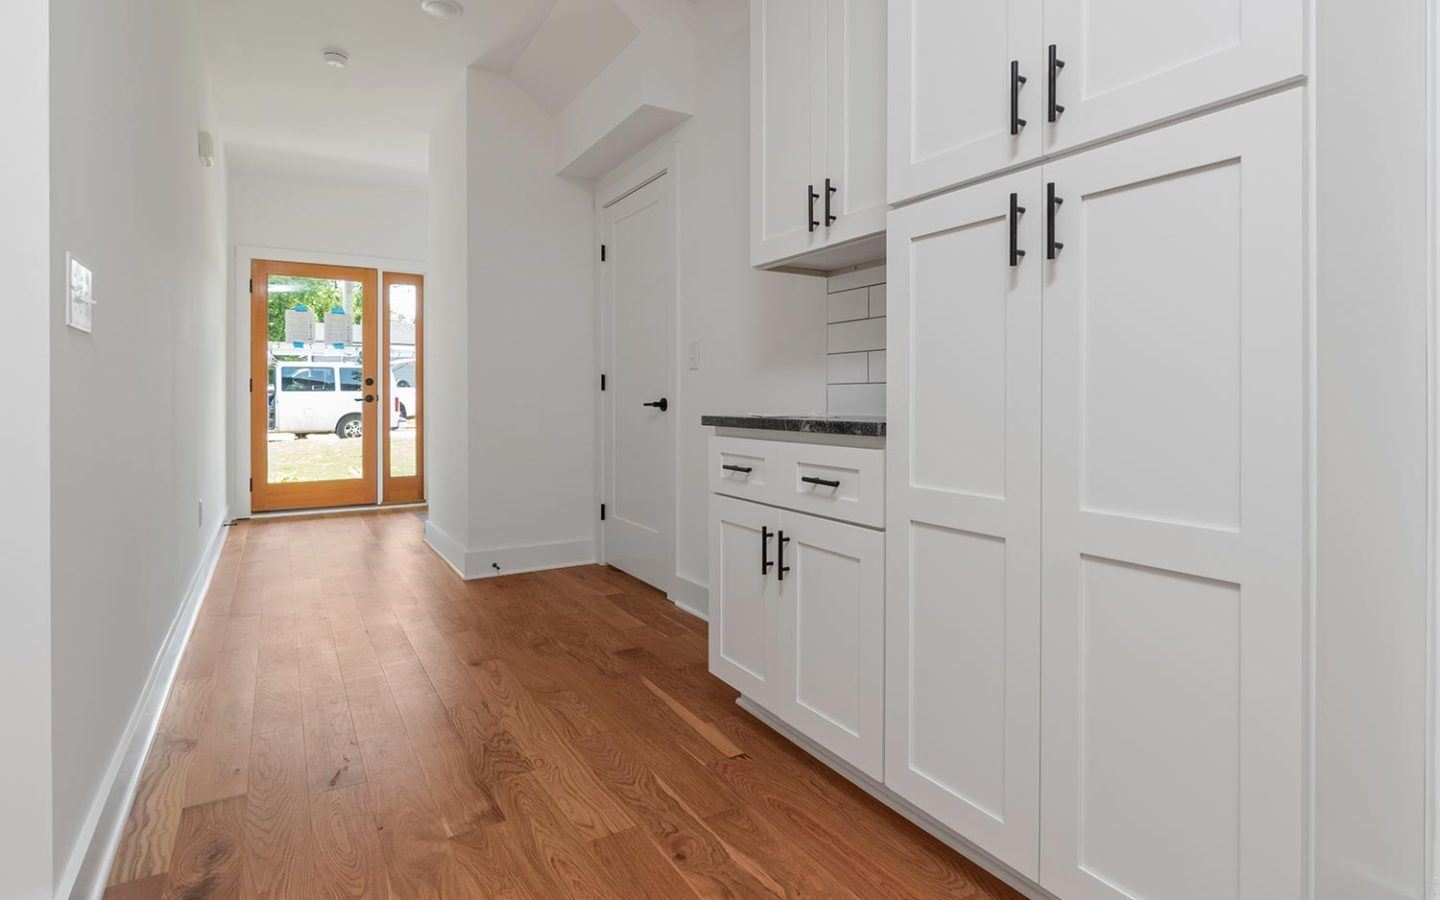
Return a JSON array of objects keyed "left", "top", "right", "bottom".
[{"left": 249, "top": 259, "right": 425, "bottom": 512}]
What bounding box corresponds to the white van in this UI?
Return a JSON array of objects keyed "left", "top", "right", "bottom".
[{"left": 270, "top": 362, "right": 400, "bottom": 438}]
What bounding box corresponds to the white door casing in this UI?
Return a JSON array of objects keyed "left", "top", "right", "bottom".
[
  {"left": 600, "top": 173, "right": 676, "bottom": 594},
  {"left": 885, "top": 168, "right": 1044, "bottom": 878},
  {"left": 1038, "top": 90, "right": 1304, "bottom": 900}
]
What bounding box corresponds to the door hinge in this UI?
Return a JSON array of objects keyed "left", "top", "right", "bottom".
[
  {"left": 249, "top": 477, "right": 253, "bottom": 492},
  {"left": 249, "top": 277, "right": 254, "bottom": 293},
  {"left": 600, "top": 244, "right": 607, "bottom": 262},
  {"left": 600, "top": 373, "right": 606, "bottom": 391},
  {"left": 249, "top": 377, "right": 253, "bottom": 393},
  {"left": 600, "top": 503, "right": 606, "bottom": 521}
]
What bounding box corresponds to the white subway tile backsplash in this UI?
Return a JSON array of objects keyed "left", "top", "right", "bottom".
[
  {"left": 827, "top": 265, "right": 887, "bottom": 294},
  {"left": 868, "top": 284, "right": 887, "bottom": 317},
  {"left": 828, "top": 287, "right": 870, "bottom": 323},
  {"left": 825, "top": 275, "right": 886, "bottom": 414},
  {"left": 828, "top": 316, "right": 886, "bottom": 354},
  {"left": 828, "top": 383, "right": 886, "bottom": 416},
  {"left": 828, "top": 351, "right": 870, "bottom": 384},
  {"left": 868, "top": 350, "right": 887, "bottom": 383}
]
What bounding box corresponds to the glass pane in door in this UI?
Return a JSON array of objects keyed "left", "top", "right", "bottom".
[
  {"left": 265, "top": 273, "right": 367, "bottom": 484},
  {"left": 387, "top": 282, "right": 418, "bottom": 478}
]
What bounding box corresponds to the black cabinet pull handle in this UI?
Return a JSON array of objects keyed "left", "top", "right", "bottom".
[
  {"left": 761, "top": 525, "right": 774, "bottom": 574},
  {"left": 722, "top": 464, "right": 753, "bottom": 474},
  {"left": 1009, "top": 192, "right": 1026, "bottom": 267},
  {"left": 777, "top": 530, "right": 791, "bottom": 580},
  {"left": 801, "top": 476, "right": 841, "bottom": 489},
  {"left": 808, "top": 184, "right": 820, "bottom": 232},
  {"left": 1046, "top": 182, "right": 1064, "bottom": 260},
  {"left": 1048, "top": 44, "right": 1065, "bottom": 123},
  {"left": 1010, "top": 60, "right": 1027, "bottom": 135},
  {"left": 643, "top": 398, "right": 669, "bottom": 411},
  {"left": 824, "top": 178, "right": 837, "bottom": 225}
]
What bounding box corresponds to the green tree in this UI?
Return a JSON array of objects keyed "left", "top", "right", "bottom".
[{"left": 266, "top": 276, "right": 364, "bottom": 342}]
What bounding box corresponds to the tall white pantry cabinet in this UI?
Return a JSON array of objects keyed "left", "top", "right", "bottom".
[
  {"left": 887, "top": 0, "right": 1306, "bottom": 896},
  {"left": 724, "top": 0, "right": 1403, "bottom": 898}
]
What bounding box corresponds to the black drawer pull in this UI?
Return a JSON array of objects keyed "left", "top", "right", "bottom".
[
  {"left": 777, "top": 531, "right": 791, "bottom": 580},
  {"left": 808, "top": 184, "right": 820, "bottom": 232},
  {"left": 801, "top": 476, "right": 841, "bottom": 489},
  {"left": 722, "top": 464, "right": 753, "bottom": 474},
  {"left": 825, "top": 178, "right": 837, "bottom": 226},
  {"left": 1047, "top": 182, "right": 1064, "bottom": 260},
  {"left": 761, "top": 526, "right": 774, "bottom": 574},
  {"left": 1009, "top": 192, "right": 1026, "bottom": 267}
]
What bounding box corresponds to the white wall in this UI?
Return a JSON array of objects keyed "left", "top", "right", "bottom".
[
  {"left": 425, "top": 69, "right": 599, "bottom": 577},
  {"left": 1313, "top": 2, "right": 1432, "bottom": 898},
  {"left": 425, "top": 79, "right": 471, "bottom": 562},
  {"left": 0, "top": 3, "right": 53, "bottom": 897},
  {"left": 600, "top": 0, "right": 829, "bottom": 613},
  {"left": 228, "top": 170, "right": 428, "bottom": 262},
  {"left": 47, "top": 0, "right": 229, "bottom": 893}
]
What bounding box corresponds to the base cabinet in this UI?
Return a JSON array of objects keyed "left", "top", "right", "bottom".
[{"left": 709, "top": 474, "right": 885, "bottom": 779}]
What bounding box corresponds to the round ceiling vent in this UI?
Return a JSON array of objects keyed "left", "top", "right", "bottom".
[
  {"left": 322, "top": 48, "right": 350, "bottom": 68},
  {"left": 420, "top": 0, "right": 465, "bottom": 19}
]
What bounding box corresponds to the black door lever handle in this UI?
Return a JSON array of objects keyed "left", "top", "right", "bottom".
[{"left": 643, "top": 398, "right": 669, "bottom": 412}]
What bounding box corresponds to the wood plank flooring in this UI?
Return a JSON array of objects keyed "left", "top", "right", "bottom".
[{"left": 105, "top": 509, "right": 1021, "bottom": 899}]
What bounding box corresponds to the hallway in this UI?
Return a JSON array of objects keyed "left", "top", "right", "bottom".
[{"left": 102, "top": 511, "right": 1018, "bottom": 899}]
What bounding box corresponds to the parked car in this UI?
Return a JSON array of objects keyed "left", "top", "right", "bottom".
[
  {"left": 270, "top": 362, "right": 399, "bottom": 438},
  {"left": 391, "top": 360, "right": 417, "bottom": 420}
]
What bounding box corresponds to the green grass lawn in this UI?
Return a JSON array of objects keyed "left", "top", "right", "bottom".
[{"left": 267, "top": 423, "right": 416, "bottom": 483}]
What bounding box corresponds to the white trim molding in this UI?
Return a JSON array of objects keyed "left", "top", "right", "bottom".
[
  {"left": 61, "top": 512, "right": 231, "bottom": 900},
  {"left": 424, "top": 522, "right": 596, "bottom": 581},
  {"left": 668, "top": 573, "right": 709, "bottom": 620}
]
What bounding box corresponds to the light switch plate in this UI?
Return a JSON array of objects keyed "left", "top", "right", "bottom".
[{"left": 65, "top": 253, "right": 94, "bottom": 333}]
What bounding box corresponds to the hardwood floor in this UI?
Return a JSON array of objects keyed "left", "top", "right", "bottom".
[{"left": 104, "top": 509, "right": 1021, "bottom": 899}]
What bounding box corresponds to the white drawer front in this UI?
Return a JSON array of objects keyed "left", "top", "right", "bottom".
[
  {"left": 778, "top": 443, "right": 884, "bottom": 528},
  {"left": 713, "top": 436, "right": 884, "bottom": 528},
  {"left": 710, "top": 436, "right": 776, "bottom": 503}
]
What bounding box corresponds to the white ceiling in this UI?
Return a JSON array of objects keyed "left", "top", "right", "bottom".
[{"left": 198, "top": 0, "right": 637, "bottom": 179}]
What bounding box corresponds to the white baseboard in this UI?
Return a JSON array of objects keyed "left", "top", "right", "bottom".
[
  {"left": 61, "top": 512, "right": 231, "bottom": 900},
  {"left": 735, "top": 697, "right": 1059, "bottom": 900},
  {"left": 423, "top": 519, "right": 468, "bottom": 577},
  {"left": 668, "top": 573, "right": 709, "bottom": 620},
  {"left": 423, "top": 522, "right": 596, "bottom": 581},
  {"left": 462, "top": 539, "right": 595, "bottom": 580}
]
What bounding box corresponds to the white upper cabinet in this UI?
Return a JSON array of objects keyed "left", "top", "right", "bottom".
[
  {"left": 751, "top": 0, "right": 823, "bottom": 267},
  {"left": 888, "top": 0, "right": 1042, "bottom": 205},
  {"left": 1044, "top": 0, "right": 1303, "bottom": 155},
  {"left": 1039, "top": 91, "right": 1304, "bottom": 900},
  {"left": 885, "top": 169, "right": 1043, "bottom": 877},
  {"left": 752, "top": 0, "right": 886, "bottom": 268},
  {"left": 889, "top": 0, "right": 1303, "bottom": 203}
]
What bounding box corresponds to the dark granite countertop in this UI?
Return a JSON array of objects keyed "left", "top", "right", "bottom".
[{"left": 701, "top": 413, "right": 886, "bottom": 437}]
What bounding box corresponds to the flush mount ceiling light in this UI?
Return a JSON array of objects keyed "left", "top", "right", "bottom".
[
  {"left": 322, "top": 48, "right": 350, "bottom": 68},
  {"left": 420, "top": 0, "right": 465, "bottom": 19}
]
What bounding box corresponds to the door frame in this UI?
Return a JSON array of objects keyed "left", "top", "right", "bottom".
[
  {"left": 595, "top": 151, "right": 679, "bottom": 596},
  {"left": 382, "top": 271, "right": 425, "bottom": 505},
  {"left": 249, "top": 258, "right": 379, "bottom": 512},
  {"left": 231, "top": 245, "right": 425, "bottom": 518}
]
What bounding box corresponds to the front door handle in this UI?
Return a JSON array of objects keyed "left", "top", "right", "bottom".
[
  {"left": 643, "top": 398, "right": 669, "bottom": 412},
  {"left": 355, "top": 395, "right": 375, "bottom": 403}
]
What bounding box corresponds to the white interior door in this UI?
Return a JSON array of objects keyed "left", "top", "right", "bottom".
[
  {"left": 1043, "top": 0, "right": 1302, "bottom": 155},
  {"left": 777, "top": 509, "right": 885, "bottom": 779},
  {"left": 709, "top": 495, "right": 781, "bottom": 708},
  {"left": 887, "top": 0, "right": 1042, "bottom": 204},
  {"left": 885, "top": 168, "right": 1043, "bottom": 877},
  {"left": 820, "top": 0, "right": 887, "bottom": 245},
  {"left": 1039, "top": 91, "right": 1304, "bottom": 900},
  {"left": 601, "top": 173, "right": 675, "bottom": 593}
]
